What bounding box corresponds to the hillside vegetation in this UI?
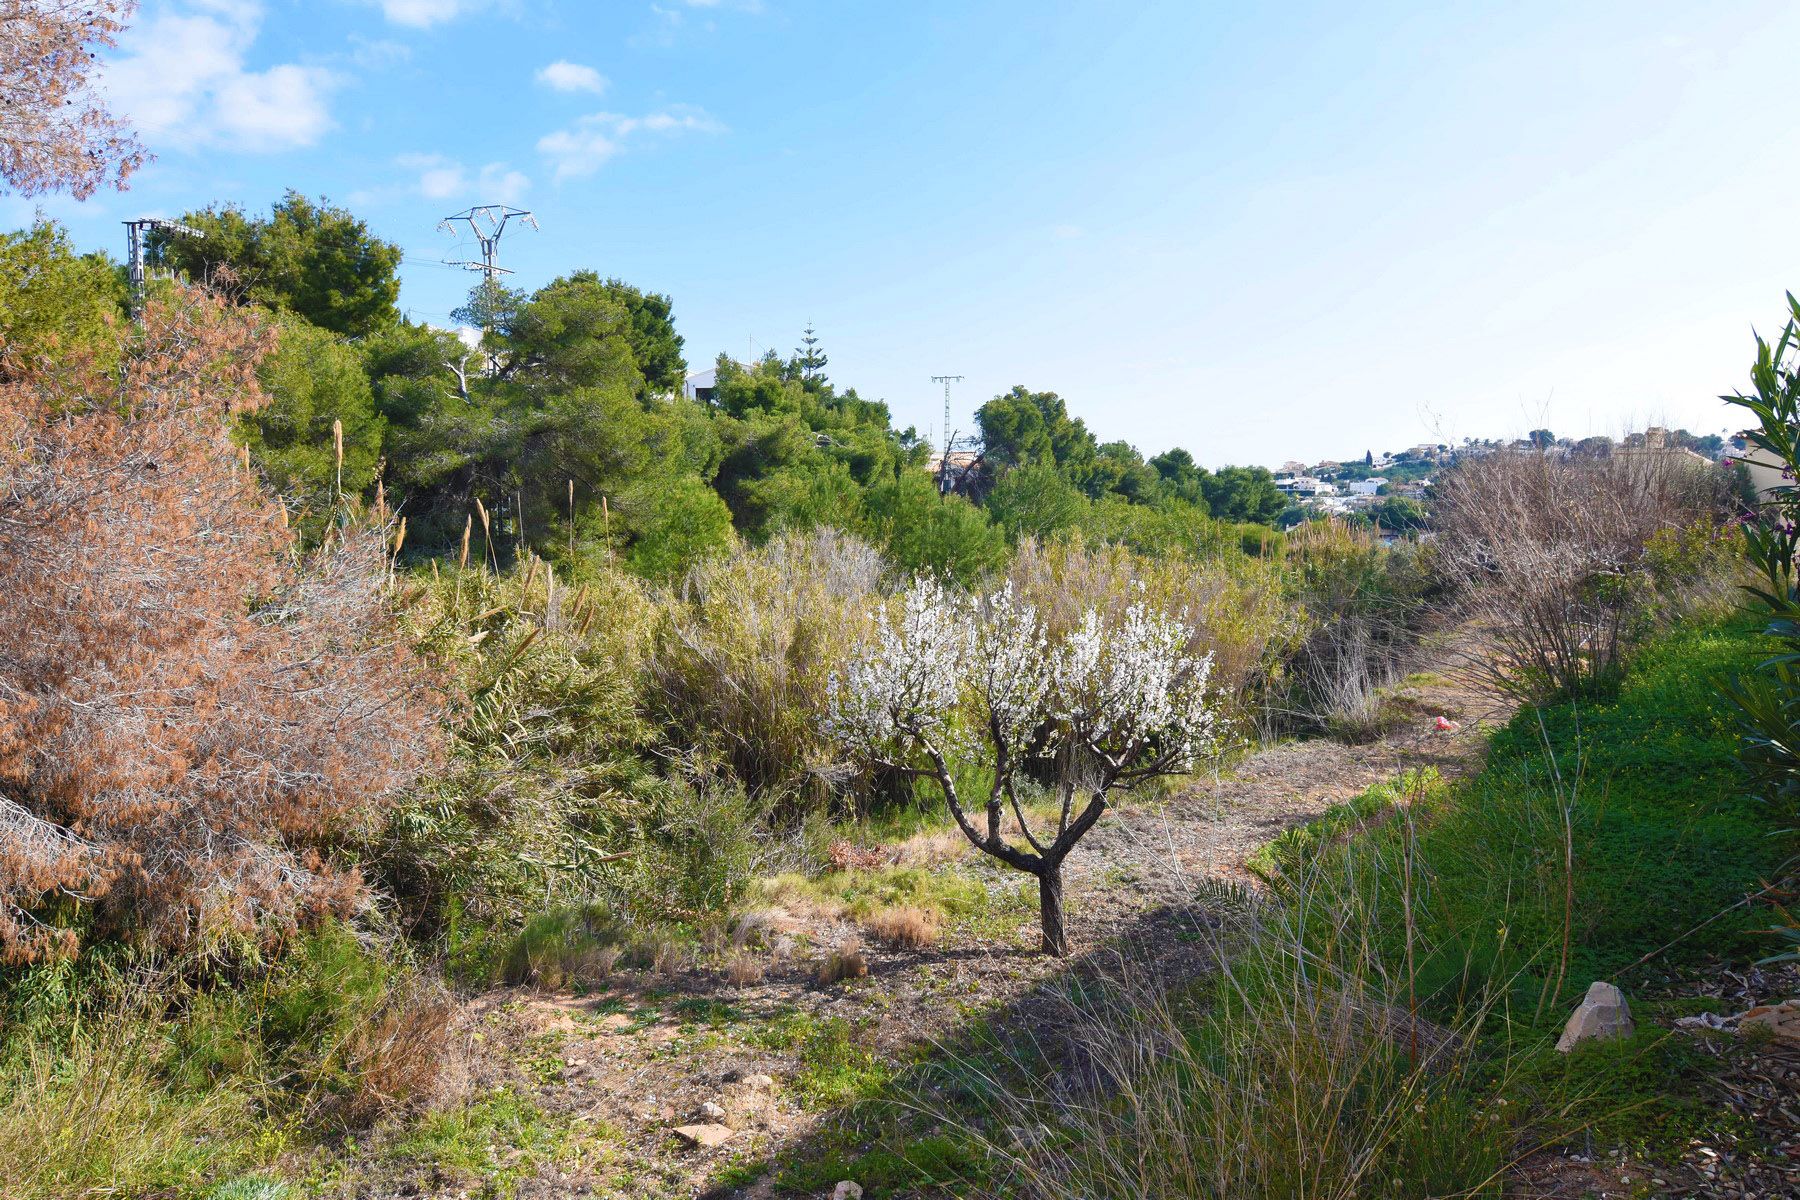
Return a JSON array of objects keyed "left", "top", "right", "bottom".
[{"left": 4, "top": 88, "right": 1796, "bottom": 1200}]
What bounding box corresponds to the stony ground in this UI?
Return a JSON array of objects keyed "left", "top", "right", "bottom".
[{"left": 324, "top": 635, "right": 1511, "bottom": 1200}]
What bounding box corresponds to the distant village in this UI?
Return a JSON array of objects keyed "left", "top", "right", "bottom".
[{"left": 1272, "top": 426, "right": 1728, "bottom": 523}]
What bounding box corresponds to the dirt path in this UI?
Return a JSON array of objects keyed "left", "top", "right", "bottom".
[{"left": 405, "top": 637, "right": 1512, "bottom": 1200}]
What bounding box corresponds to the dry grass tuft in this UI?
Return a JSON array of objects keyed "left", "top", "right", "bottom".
[
  {"left": 813, "top": 937, "right": 868, "bottom": 985},
  {"left": 863, "top": 905, "right": 940, "bottom": 949},
  {"left": 723, "top": 951, "right": 765, "bottom": 987}
]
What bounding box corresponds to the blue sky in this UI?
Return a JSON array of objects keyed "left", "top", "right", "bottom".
[{"left": 10, "top": 0, "right": 1800, "bottom": 466}]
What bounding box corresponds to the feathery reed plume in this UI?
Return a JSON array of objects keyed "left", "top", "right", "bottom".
[
  {"left": 332, "top": 417, "right": 344, "bottom": 502},
  {"left": 474, "top": 497, "right": 492, "bottom": 572}
]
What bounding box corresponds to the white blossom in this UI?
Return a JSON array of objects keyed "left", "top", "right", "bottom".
[
  {"left": 968, "top": 582, "right": 1055, "bottom": 758},
  {"left": 1057, "top": 601, "right": 1221, "bottom": 771},
  {"left": 826, "top": 575, "right": 967, "bottom": 756}
]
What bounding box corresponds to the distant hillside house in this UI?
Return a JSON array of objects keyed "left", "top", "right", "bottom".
[
  {"left": 1727, "top": 432, "right": 1786, "bottom": 500},
  {"left": 683, "top": 367, "right": 720, "bottom": 404},
  {"left": 1275, "top": 475, "right": 1336, "bottom": 497},
  {"left": 927, "top": 449, "right": 984, "bottom": 495},
  {"left": 1346, "top": 477, "right": 1386, "bottom": 496}
]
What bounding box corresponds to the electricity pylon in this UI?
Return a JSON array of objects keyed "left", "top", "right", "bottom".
[
  {"left": 931, "top": 374, "right": 965, "bottom": 495},
  {"left": 123, "top": 217, "right": 204, "bottom": 311}
]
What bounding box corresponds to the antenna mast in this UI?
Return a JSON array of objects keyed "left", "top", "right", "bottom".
[
  {"left": 123, "top": 217, "right": 204, "bottom": 312},
  {"left": 930, "top": 374, "right": 965, "bottom": 495}
]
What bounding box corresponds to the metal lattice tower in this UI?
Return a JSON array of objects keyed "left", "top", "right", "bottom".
[
  {"left": 123, "top": 217, "right": 205, "bottom": 311},
  {"left": 931, "top": 374, "right": 964, "bottom": 494},
  {"left": 437, "top": 204, "right": 539, "bottom": 282}
]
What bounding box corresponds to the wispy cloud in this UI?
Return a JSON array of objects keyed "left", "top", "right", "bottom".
[
  {"left": 100, "top": 0, "right": 336, "bottom": 152},
  {"left": 536, "top": 106, "right": 724, "bottom": 181},
  {"left": 632, "top": 0, "right": 763, "bottom": 48},
  {"left": 397, "top": 153, "right": 531, "bottom": 204},
  {"left": 536, "top": 60, "right": 608, "bottom": 94},
  {"left": 375, "top": 0, "right": 473, "bottom": 28}
]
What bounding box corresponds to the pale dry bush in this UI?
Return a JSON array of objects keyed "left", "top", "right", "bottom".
[
  {"left": 332, "top": 975, "right": 460, "bottom": 1126},
  {"left": 1276, "top": 519, "right": 1434, "bottom": 739},
  {"left": 1006, "top": 537, "right": 1298, "bottom": 714},
  {"left": 651, "top": 527, "right": 887, "bottom": 806},
  {"left": 1435, "top": 446, "right": 1729, "bottom": 699},
  {"left": 723, "top": 951, "right": 765, "bottom": 986},
  {"left": 0, "top": 291, "right": 442, "bottom": 964},
  {"left": 863, "top": 905, "right": 939, "bottom": 949},
  {"left": 813, "top": 936, "right": 869, "bottom": 985}
]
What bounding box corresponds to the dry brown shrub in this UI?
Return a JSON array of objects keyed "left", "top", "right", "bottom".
[
  {"left": 813, "top": 937, "right": 868, "bottom": 985},
  {"left": 333, "top": 975, "right": 459, "bottom": 1125},
  {"left": 723, "top": 951, "right": 765, "bottom": 986},
  {"left": 0, "top": 290, "right": 443, "bottom": 963},
  {"left": 826, "top": 839, "right": 894, "bottom": 872},
  {"left": 1434, "top": 444, "right": 1729, "bottom": 699},
  {"left": 863, "top": 905, "right": 939, "bottom": 949}
]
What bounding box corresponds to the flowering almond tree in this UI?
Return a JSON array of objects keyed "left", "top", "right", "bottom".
[{"left": 829, "top": 579, "right": 1223, "bottom": 956}]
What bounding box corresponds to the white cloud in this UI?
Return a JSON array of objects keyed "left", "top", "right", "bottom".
[
  {"left": 537, "top": 106, "right": 723, "bottom": 180},
  {"left": 397, "top": 153, "right": 530, "bottom": 204},
  {"left": 537, "top": 60, "right": 608, "bottom": 94},
  {"left": 377, "top": 0, "right": 471, "bottom": 27},
  {"left": 100, "top": 1, "right": 335, "bottom": 152}
]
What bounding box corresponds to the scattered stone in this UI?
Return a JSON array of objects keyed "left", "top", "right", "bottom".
[
  {"left": 1740, "top": 1000, "right": 1800, "bottom": 1042},
  {"left": 832, "top": 1183, "right": 863, "bottom": 1200},
  {"left": 697, "top": 1100, "right": 727, "bottom": 1121},
  {"left": 743, "top": 1072, "right": 777, "bottom": 1092},
  {"left": 673, "top": 1122, "right": 735, "bottom": 1149},
  {"left": 1556, "top": 981, "right": 1634, "bottom": 1053}
]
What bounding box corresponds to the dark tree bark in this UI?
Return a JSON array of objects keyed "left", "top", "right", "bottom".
[{"left": 1037, "top": 860, "right": 1068, "bottom": 957}]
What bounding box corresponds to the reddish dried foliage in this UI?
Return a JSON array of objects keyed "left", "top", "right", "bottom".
[
  {"left": 0, "top": 1, "right": 148, "bottom": 199},
  {"left": 0, "top": 291, "right": 441, "bottom": 963}
]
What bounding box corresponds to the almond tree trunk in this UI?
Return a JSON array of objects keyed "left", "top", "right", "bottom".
[{"left": 1038, "top": 860, "right": 1069, "bottom": 957}]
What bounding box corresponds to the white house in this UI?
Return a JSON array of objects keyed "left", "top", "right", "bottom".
[
  {"left": 1346, "top": 477, "right": 1386, "bottom": 496},
  {"left": 1275, "top": 475, "right": 1336, "bottom": 497},
  {"left": 683, "top": 367, "right": 720, "bottom": 403}
]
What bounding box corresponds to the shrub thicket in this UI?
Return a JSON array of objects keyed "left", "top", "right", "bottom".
[
  {"left": 0, "top": 291, "right": 441, "bottom": 964},
  {"left": 1435, "top": 446, "right": 1732, "bottom": 700}
]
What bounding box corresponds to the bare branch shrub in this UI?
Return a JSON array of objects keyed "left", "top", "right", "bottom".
[
  {"left": 1435, "top": 446, "right": 1730, "bottom": 700},
  {"left": 0, "top": 1, "right": 148, "bottom": 199},
  {"left": 0, "top": 291, "right": 442, "bottom": 963}
]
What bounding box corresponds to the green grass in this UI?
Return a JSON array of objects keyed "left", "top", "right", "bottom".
[
  {"left": 387, "top": 1086, "right": 576, "bottom": 1200},
  {"left": 748, "top": 616, "right": 1796, "bottom": 1198}
]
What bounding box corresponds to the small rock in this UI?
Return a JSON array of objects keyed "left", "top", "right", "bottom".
[
  {"left": 743, "top": 1072, "right": 777, "bottom": 1092},
  {"left": 673, "top": 1122, "right": 735, "bottom": 1149},
  {"left": 1739, "top": 1000, "right": 1800, "bottom": 1042},
  {"left": 832, "top": 1184, "right": 863, "bottom": 1200},
  {"left": 1556, "top": 981, "right": 1634, "bottom": 1053},
  {"left": 697, "top": 1100, "right": 727, "bottom": 1121}
]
